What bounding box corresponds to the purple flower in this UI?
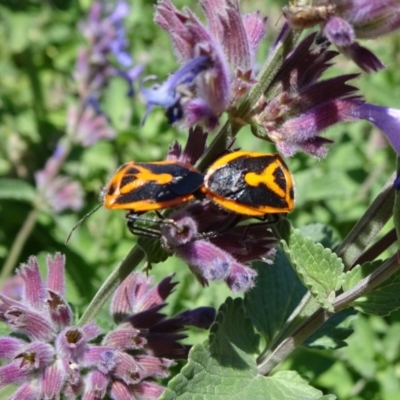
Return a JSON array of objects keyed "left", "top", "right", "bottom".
[
  {"left": 34, "top": 144, "right": 84, "bottom": 213},
  {"left": 254, "top": 33, "right": 361, "bottom": 158},
  {"left": 141, "top": 56, "right": 212, "bottom": 124},
  {"left": 345, "top": 103, "right": 400, "bottom": 155},
  {"left": 283, "top": 0, "right": 400, "bottom": 72},
  {"left": 71, "top": 0, "right": 141, "bottom": 148},
  {"left": 146, "top": 0, "right": 267, "bottom": 128},
  {"left": 67, "top": 97, "right": 116, "bottom": 147},
  {"left": 159, "top": 207, "right": 276, "bottom": 292},
  {"left": 0, "top": 254, "right": 215, "bottom": 399}
]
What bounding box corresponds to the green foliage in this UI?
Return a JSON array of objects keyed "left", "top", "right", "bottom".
[
  {"left": 282, "top": 228, "right": 345, "bottom": 311},
  {"left": 161, "top": 298, "right": 335, "bottom": 400},
  {"left": 1, "top": 1, "right": 400, "bottom": 399},
  {"left": 245, "top": 252, "right": 307, "bottom": 343},
  {"left": 344, "top": 261, "right": 400, "bottom": 316}
]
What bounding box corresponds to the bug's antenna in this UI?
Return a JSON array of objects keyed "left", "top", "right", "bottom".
[{"left": 65, "top": 203, "right": 103, "bottom": 244}]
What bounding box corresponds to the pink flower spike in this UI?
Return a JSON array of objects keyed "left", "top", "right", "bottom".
[{"left": 18, "top": 257, "right": 46, "bottom": 310}]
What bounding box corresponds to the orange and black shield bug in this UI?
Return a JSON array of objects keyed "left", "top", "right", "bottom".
[
  {"left": 66, "top": 160, "right": 204, "bottom": 243},
  {"left": 103, "top": 160, "right": 204, "bottom": 212},
  {"left": 202, "top": 151, "right": 294, "bottom": 217}
]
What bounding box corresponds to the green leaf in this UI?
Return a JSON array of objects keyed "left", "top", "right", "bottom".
[
  {"left": 342, "top": 261, "right": 382, "bottom": 291},
  {"left": 299, "top": 223, "right": 340, "bottom": 250},
  {"left": 282, "top": 228, "right": 345, "bottom": 311},
  {"left": 244, "top": 250, "right": 307, "bottom": 343},
  {"left": 0, "top": 178, "right": 36, "bottom": 202},
  {"left": 349, "top": 269, "right": 400, "bottom": 316},
  {"left": 304, "top": 308, "right": 357, "bottom": 349},
  {"left": 343, "top": 260, "right": 400, "bottom": 316},
  {"left": 160, "top": 298, "right": 335, "bottom": 400}
]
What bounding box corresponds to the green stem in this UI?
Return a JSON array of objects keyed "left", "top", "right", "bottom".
[
  {"left": 0, "top": 208, "right": 39, "bottom": 286},
  {"left": 77, "top": 245, "right": 145, "bottom": 326},
  {"left": 237, "top": 29, "right": 297, "bottom": 119},
  {"left": 336, "top": 173, "right": 395, "bottom": 270},
  {"left": 257, "top": 254, "right": 400, "bottom": 375}
]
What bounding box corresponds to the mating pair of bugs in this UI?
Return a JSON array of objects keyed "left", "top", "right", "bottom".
[
  {"left": 68, "top": 151, "right": 294, "bottom": 241},
  {"left": 103, "top": 151, "right": 294, "bottom": 229}
]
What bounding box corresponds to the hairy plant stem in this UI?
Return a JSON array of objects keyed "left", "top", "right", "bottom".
[
  {"left": 257, "top": 253, "right": 400, "bottom": 375},
  {"left": 77, "top": 245, "right": 145, "bottom": 326}
]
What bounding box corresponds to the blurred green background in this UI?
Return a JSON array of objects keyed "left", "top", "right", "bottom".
[{"left": 0, "top": 0, "right": 399, "bottom": 398}]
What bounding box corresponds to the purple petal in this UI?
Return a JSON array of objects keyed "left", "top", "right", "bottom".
[
  {"left": 0, "top": 361, "right": 30, "bottom": 387},
  {"left": 47, "top": 290, "right": 73, "bottom": 327},
  {"left": 132, "top": 381, "right": 166, "bottom": 400},
  {"left": 82, "top": 321, "right": 103, "bottom": 341},
  {"left": 221, "top": 0, "right": 252, "bottom": 71},
  {"left": 349, "top": 104, "right": 400, "bottom": 155},
  {"left": 46, "top": 253, "right": 66, "bottom": 295},
  {"left": 145, "top": 333, "right": 190, "bottom": 359},
  {"left": 225, "top": 262, "right": 257, "bottom": 293},
  {"left": 339, "top": 42, "right": 385, "bottom": 72},
  {"left": 176, "top": 307, "right": 216, "bottom": 329},
  {"left": 176, "top": 240, "right": 232, "bottom": 282},
  {"left": 141, "top": 56, "right": 211, "bottom": 123},
  {"left": 184, "top": 98, "right": 220, "bottom": 130},
  {"left": 134, "top": 355, "right": 173, "bottom": 379},
  {"left": 82, "top": 346, "right": 117, "bottom": 374},
  {"left": 113, "top": 352, "right": 142, "bottom": 385},
  {"left": 324, "top": 16, "right": 355, "bottom": 47},
  {"left": 0, "top": 336, "right": 25, "bottom": 359},
  {"left": 41, "top": 364, "right": 64, "bottom": 399},
  {"left": 103, "top": 327, "right": 145, "bottom": 350},
  {"left": 55, "top": 327, "right": 88, "bottom": 361},
  {"left": 1, "top": 301, "right": 55, "bottom": 341},
  {"left": 0, "top": 274, "right": 24, "bottom": 300},
  {"left": 18, "top": 257, "right": 46, "bottom": 310},
  {"left": 177, "top": 125, "right": 208, "bottom": 165},
  {"left": 9, "top": 383, "right": 39, "bottom": 400},
  {"left": 82, "top": 370, "right": 108, "bottom": 400},
  {"left": 109, "top": 380, "right": 134, "bottom": 400},
  {"left": 243, "top": 11, "right": 267, "bottom": 57}
]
